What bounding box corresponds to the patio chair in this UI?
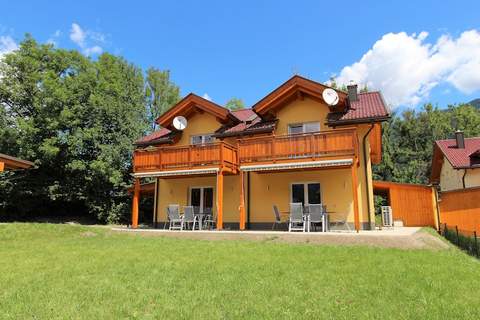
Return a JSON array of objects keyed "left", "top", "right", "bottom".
[
  {"left": 202, "top": 208, "right": 216, "bottom": 230},
  {"left": 306, "top": 204, "right": 323, "bottom": 232},
  {"left": 167, "top": 204, "right": 182, "bottom": 230},
  {"left": 329, "top": 211, "right": 352, "bottom": 232},
  {"left": 182, "top": 206, "right": 197, "bottom": 230},
  {"left": 288, "top": 202, "right": 305, "bottom": 232},
  {"left": 272, "top": 205, "right": 284, "bottom": 230}
]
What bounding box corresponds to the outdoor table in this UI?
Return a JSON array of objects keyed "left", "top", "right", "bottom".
[{"left": 194, "top": 213, "right": 205, "bottom": 230}]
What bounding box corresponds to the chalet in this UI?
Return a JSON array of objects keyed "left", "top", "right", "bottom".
[
  {"left": 430, "top": 132, "right": 480, "bottom": 191},
  {"left": 131, "top": 75, "right": 390, "bottom": 231}
]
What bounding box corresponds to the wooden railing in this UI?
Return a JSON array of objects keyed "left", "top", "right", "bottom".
[
  {"left": 237, "top": 128, "right": 358, "bottom": 164},
  {"left": 133, "top": 142, "right": 238, "bottom": 173}
]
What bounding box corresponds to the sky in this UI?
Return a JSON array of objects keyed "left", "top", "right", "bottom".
[{"left": 1, "top": 0, "right": 480, "bottom": 111}]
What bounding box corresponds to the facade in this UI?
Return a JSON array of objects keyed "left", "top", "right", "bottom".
[
  {"left": 131, "top": 75, "right": 390, "bottom": 231},
  {"left": 430, "top": 133, "right": 480, "bottom": 191}
]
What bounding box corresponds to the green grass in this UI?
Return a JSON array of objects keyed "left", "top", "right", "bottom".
[{"left": 0, "top": 224, "right": 479, "bottom": 319}]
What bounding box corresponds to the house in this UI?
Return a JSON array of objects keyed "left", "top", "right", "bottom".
[
  {"left": 430, "top": 132, "right": 480, "bottom": 191},
  {"left": 0, "top": 153, "right": 34, "bottom": 172},
  {"left": 131, "top": 75, "right": 390, "bottom": 231}
]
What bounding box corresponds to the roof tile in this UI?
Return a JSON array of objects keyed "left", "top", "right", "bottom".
[{"left": 436, "top": 137, "right": 480, "bottom": 168}]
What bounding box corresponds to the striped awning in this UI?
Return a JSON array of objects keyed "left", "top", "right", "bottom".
[
  {"left": 239, "top": 159, "right": 353, "bottom": 172},
  {"left": 133, "top": 167, "right": 219, "bottom": 178}
]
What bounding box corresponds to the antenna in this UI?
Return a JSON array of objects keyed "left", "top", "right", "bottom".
[
  {"left": 173, "top": 116, "right": 188, "bottom": 130},
  {"left": 322, "top": 88, "right": 339, "bottom": 106}
]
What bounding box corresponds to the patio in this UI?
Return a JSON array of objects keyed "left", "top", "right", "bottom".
[{"left": 111, "top": 227, "right": 447, "bottom": 250}]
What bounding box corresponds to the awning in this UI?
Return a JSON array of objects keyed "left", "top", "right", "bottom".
[
  {"left": 133, "top": 167, "right": 219, "bottom": 178},
  {"left": 240, "top": 159, "right": 353, "bottom": 172}
]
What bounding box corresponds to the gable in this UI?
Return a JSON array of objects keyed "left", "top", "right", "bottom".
[
  {"left": 156, "top": 93, "right": 238, "bottom": 130},
  {"left": 252, "top": 75, "right": 348, "bottom": 118}
]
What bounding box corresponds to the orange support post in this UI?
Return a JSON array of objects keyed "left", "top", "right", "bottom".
[
  {"left": 0, "top": 162, "right": 4, "bottom": 172},
  {"left": 351, "top": 162, "right": 360, "bottom": 232},
  {"left": 239, "top": 171, "right": 246, "bottom": 230},
  {"left": 132, "top": 178, "right": 140, "bottom": 229},
  {"left": 216, "top": 171, "right": 224, "bottom": 230}
]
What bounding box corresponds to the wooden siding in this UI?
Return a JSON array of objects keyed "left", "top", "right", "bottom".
[
  {"left": 373, "top": 181, "right": 437, "bottom": 227},
  {"left": 439, "top": 187, "right": 480, "bottom": 232},
  {"left": 237, "top": 128, "right": 358, "bottom": 164},
  {"left": 369, "top": 123, "right": 382, "bottom": 165},
  {"left": 134, "top": 142, "right": 237, "bottom": 173}
]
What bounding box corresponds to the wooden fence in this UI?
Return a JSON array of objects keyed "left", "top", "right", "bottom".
[
  {"left": 439, "top": 187, "right": 480, "bottom": 233},
  {"left": 373, "top": 181, "right": 438, "bottom": 228}
]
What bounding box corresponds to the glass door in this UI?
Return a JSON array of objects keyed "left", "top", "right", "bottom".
[{"left": 190, "top": 187, "right": 214, "bottom": 214}]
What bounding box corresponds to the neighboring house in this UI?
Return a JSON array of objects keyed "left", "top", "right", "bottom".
[
  {"left": 430, "top": 132, "right": 480, "bottom": 191},
  {"left": 131, "top": 75, "right": 390, "bottom": 231},
  {"left": 0, "top": 153, "right": 34, "bottom": 172}
]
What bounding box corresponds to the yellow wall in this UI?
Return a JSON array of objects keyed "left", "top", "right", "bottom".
[
  {"left": 156, "top": 174, "right": 241, "bottom": 223},
  {"left": 176, "top": 112, "right": 222, "bottom": 146},
  {"left": 274, "top": 97, "right": 330, "bottom": 135},
  {"left": 440, "top": 160, "right": 480, "bottom": 191}
]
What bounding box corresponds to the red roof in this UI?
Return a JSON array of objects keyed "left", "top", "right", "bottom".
[
  {"left": 327, "top": 92, "right": 389, "bottom": 124},
  {"left": 231, "top": 109, "right": 257, "bottom": 121},
  {"left": 436, "top": 137, "right": 480, "bottom": 168},
  {"left": 134, "top": 128, "right": 172, "bottom": 145}
]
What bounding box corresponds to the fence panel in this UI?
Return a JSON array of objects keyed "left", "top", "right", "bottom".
[{"left": 439, "top": 187, "right": 480, "bottom": 233}]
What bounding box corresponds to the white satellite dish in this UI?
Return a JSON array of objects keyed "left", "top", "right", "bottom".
[
  {"left": 173, "top": 116, "right": 188, "bottom": 130},
  {"left": 322, "top": 88, "right": 339, "bottom": 106}
]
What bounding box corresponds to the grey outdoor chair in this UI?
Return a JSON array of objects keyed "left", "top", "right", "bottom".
[
  {"left": 288, "top": 202, "right": 305, "bottom": 232},
  {"left": 167, "top": 204, "right": 182, "bottom": 230},
  {"left": 202, "top": 208, "right": 216, "bottom": 230},
  {"left": 182, "top": 206, "right": 197, "bottom": 230},
  {"left": 306, "top": 204, "right": 323, "bottom": 232},
  {"left": 272, "top": 205, "right": 283, "bottom": 230}
]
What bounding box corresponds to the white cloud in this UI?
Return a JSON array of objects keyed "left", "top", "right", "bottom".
[
  {"left": 83, "top": 45, "right": 103, "bottom": 56},
  {"left": 47, "top": 30, "right": 62, "bottom": 46},
  {"left": 202, "top": 93, "right": 212, "bottom": 101},
  {"left": 0, "top": 35, "right": 18, "bottom": 57},
  {"left": 69, "top": 23, "right": 104, "bottom": 56},
  {"left": 335, "top": 30, "right": 480, "bottom": 108},
  {"left": 70, "top": 23, "right": 86, "bottom": 47}
]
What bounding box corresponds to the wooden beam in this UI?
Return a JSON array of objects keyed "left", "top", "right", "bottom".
[
  {"left": 0, "top": 162, "right": 4, "bottom": 172},
  {"left": 216, "top": 171, "right": 224, "bottom": 230},
  {"left": 239, "top": 171, "right": 246, "bottom": 230},
  {"left": 351, "top": 162, "right": 360, "bottom": 232},
  {"left": 132, "top": 178, "right": 140, "bottom": 229}
]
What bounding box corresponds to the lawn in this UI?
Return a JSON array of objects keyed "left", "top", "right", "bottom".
[{"left": 0, "top": 224, "right": 479, "bottom": 319}]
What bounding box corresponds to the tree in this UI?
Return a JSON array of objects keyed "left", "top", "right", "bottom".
[
  {"left": 373, "top": 103, "right": 480, "bottom": 184},
  {"left": 225, "top": 97, "right": 245, "bottom": 111},
  {"left": 145, "top": 68, "right": 180, "bottom": 131},
  {"left": 0, "top": 35, "right": 148, "bottom": 223}
]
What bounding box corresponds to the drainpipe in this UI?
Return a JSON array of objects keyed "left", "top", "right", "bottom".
[
  {"left": 247, "top": 172, "right": 251, "bottom": 229},
  {"left": 362, "top": 124, "right": 375, "bottom": 230},
  {"left": 462, "top": 169, "right": 467, "bottom": 189},
  {"left": 433, "top": 184, "right": 441, "bottom": 232}
]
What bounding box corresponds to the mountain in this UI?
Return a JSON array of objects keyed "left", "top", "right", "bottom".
[{"left": 469, "top": 98, "right": 480, "bottom": 109}]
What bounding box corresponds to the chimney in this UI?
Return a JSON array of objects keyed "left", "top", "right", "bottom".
[
  {"left": 347, "top": 82, "right": 358, "bottom": 102},
  {"left": 455, "top": 130, "right": 465, "bottom": 149}
]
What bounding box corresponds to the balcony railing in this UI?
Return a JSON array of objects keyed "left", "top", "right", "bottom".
[
  {"left": 133, "top": 142, "right": 238, "bottom": 173},
  {"left": 237, "top": 128, "right": 358, "bottom": 164}
]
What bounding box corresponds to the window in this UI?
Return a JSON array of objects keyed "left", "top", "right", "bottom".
[
  {"left": 288, "top": 122, "right": 320, "bottom": 135},
  {"left": 291, "top": 183, "right": 321, "bottom": 205},
  {"left": 191, "top": 134, "right": 214, "bottom": 145},
  {"left": 190, "top": 187, "right": 214, "bottom": 213}
]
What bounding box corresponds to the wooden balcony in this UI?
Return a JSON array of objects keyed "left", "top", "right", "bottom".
[
  {"left": 237, "top": 128, "right": 358, "bottom": 165},
  {"left": 133, "top": 142, "right": 238, "bottom": 174}
]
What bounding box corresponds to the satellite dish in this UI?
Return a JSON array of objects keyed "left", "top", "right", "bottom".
[
  {"left": 322, "top": 88, "right": 339, "bottom": 106},
  {"left": 173, "top": 116, "right": 188, "bottom": 130}
]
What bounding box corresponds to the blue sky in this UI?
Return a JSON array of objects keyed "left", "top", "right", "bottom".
[{"left": 1, "top": 0, "right": 480, "bottom": 110}]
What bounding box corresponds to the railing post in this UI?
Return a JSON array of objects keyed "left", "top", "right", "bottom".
[
  {"left": 455, "top": 226, "right": 459, "bottom": 245},
  {"left": 271, "top": 135, "right": 276, "bottom": 163},
  {"left": 474, "top": 231, "right": 478, "bottom": 257},
  {"left": 220, "top": 142, "right": 224, "bottom": 168}
]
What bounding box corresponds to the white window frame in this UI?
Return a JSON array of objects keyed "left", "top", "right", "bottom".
[
  {"left": 290, "top": 182, "right": 322, "bottom": 205},
  {"left": 190, "top": 134, "right": 214, "bottom": 145},
  {"left": 288, "top": 122, "right": 321, "bottom": 135},
  {"left": 189, "top": 186, "right": 214, "bottom": 213}
]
